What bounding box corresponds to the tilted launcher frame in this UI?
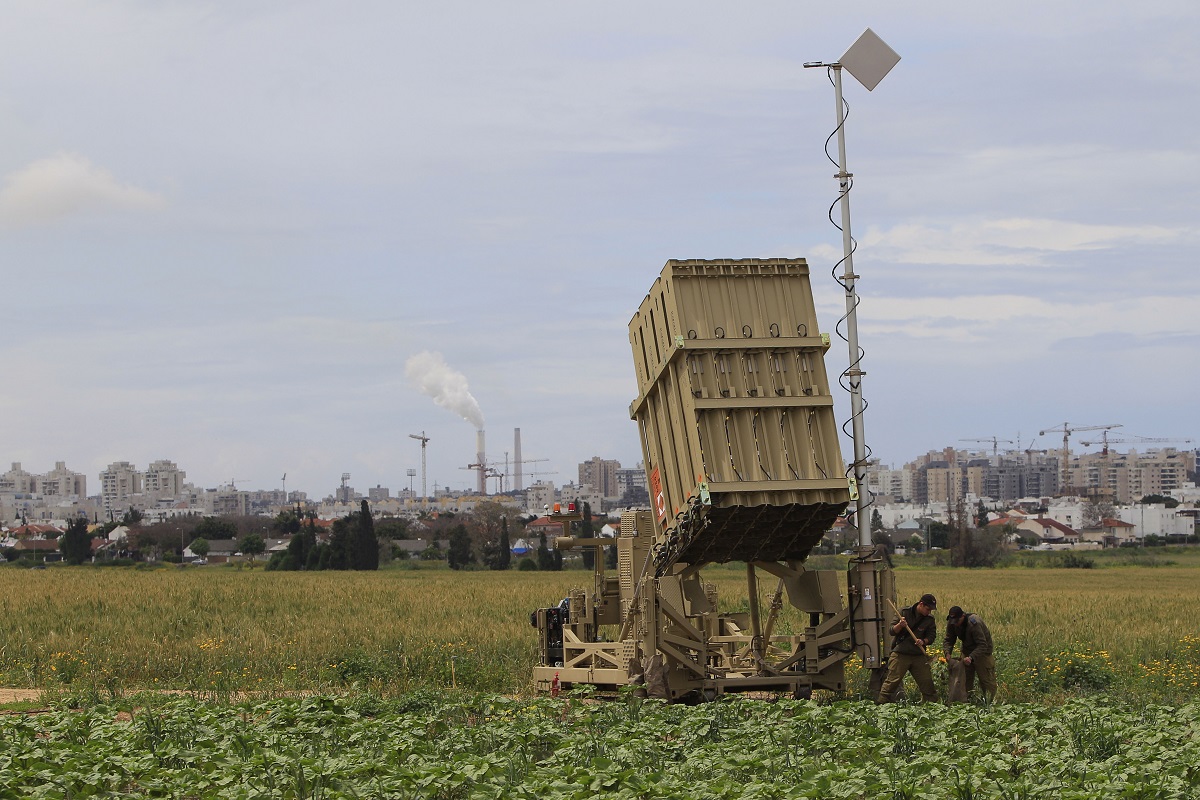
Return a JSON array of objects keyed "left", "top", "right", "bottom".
[{"left": 532, "top": 259, "right": 895, "bottom": 700}]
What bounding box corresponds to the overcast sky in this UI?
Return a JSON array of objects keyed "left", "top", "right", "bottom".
[{"left": 1, "top": 1, "right": 1197, "bottom": 498}]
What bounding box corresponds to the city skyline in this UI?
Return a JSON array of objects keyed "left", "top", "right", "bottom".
[
  {"left": 2, "top": 4, "right": 1197, "bottom": 499},
  {"left": 4, "top": 436, "right": 1195, "bottom": 503}
]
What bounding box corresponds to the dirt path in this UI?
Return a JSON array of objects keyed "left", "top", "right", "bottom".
[{"left": 0, "top": 689, "right": 44, "bottom": 704}]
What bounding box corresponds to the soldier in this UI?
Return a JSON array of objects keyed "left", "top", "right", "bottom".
[
  {"left": 943, "top": 605, "right": 996, "bottom": 702},
  {"left": 876, "top": 593, "right": 939, "bottom": 703}
]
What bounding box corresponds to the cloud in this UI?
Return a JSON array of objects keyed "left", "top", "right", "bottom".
[
  {"left": 0, "top": 153, "right": 166, "bottom": 227},
  {"left": 859, "top": 217, "right": 1183, "bottom": 267}
]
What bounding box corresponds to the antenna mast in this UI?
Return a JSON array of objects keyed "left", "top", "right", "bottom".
[{"left": 804, "top": 28, "right": 900, "bottom": 546}]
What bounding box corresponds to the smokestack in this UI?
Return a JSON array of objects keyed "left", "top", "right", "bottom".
[
  {"left": 476, "top": 429, "right": 486, "bottom": 494},
  {"left": 514, "top": 427, "right": 523, "bottom": 492}
]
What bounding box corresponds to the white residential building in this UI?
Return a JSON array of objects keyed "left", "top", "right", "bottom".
[
  {"left": 524, "top": 481, "right": 556, "bottom": 513},
  {"left": 1118, "top": 504, "right": 1194, "bottom": 538},
  {"left": 0, "top": 463, "right": 35, "bottom": 494},
  {"left": 144, "top": 460, "right": 186, "bottom": 502},
  {"left": 36, "top": 462, "right": 87, "bottom": 498},
  {"left": 100, "top": 461, "right": 143, "bottom": 513}
]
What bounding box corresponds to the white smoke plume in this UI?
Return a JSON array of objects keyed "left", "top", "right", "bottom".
[{"left": 405, "top": 351, "right": 485, "bottom": 429}]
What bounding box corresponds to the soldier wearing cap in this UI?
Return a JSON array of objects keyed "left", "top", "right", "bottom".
[
  {"left": 876, "top": 593, "right": 939, "bottom": 703},
  {"left": 943, "top": 606, "right": 996, "bottom": 702}
]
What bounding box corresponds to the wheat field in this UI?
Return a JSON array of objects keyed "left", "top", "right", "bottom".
[{"left": 2, "top": 560, "right": 1197, "bottom": 703}]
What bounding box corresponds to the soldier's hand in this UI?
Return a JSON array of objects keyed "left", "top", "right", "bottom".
[{"left": 963, "top": 656, "right": 973, "bottom": 666}]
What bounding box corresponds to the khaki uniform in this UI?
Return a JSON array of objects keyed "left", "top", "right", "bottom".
[
  {"left": 877, "top": 606, "right": 938, "bottom": 703},
  {"left": 943, "top": 613, "right": 996, "bottom": 701}
]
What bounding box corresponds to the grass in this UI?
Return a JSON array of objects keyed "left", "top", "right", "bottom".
[{"left": 2, "top": 554, "right": 1199, "bottom": 704}]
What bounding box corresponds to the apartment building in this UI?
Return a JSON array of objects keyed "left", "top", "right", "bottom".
[
  {"left": 100, "top": 461, "right": 143, "bottom": 513},
  {"left": 866, "top": 465, "right": 915, "bottom": 502},
  {"left": 578, "top": 457, "right": 621, "bottom": 499},
  {"left": 0, "top": 463, "right": 36, "bottom": 494},
  {"left": 37, "top": 462, "right": 87, "bottom": 497},
  {"left": 524, "top": 481, "right": 556, "bottom": 513},
  {"left": 1071, "top": 448, "right": 1195, "bottom": 504},
  {"left": 616, "top": 466, "right": 648, "bottom": 501},
  {"left": 144, "top": 459, "right": 186, "bottom": 502}
]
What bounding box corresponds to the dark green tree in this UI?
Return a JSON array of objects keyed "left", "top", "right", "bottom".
[
  {"left": 307, "top": 542, "right": 329, "bottom": 570},
  {"left": 264, "top": 551, "right": 291, "bottom": 570},
  {"left": 272, "top": 509, "right": 302, "bottom": 536},
  {"left": 327, "top": 519, "right": 351, "bottom": 569},
  {"left": 536, "top": 531, "right": 554, "bottom": 571},
  {"left": 581, "top": 501, "right": 595, "bottom": 569},
  {"left": 375, "top": 517, "right": 411, "bottom": 540},
  {"left": 352, "top": 500, "right": 379, "bottom": 570},
  {"left": 59, "top": 517, "right": 92, "bottom": 565},
  {"left": 927, "top": 521, "right": 951, "bottom": 550},
  {"left": 482, "top": 517, "right": 513, "bottom": 571},
  {"left": 871, "top": 528, "right": 893, "bottom": 551},
  {"left": 1140, "top": 494, "right": 1180, "bottom": 508},
  {"left": 950, "top": 527, "right": 1006, "bottom": 568},
  {"left": 189, "top": 537, "right": 210, "bottom": 559},
  {"left": 976, "top": 501, "right": 990, "bottom": 528},
  {"left": 498, "top": 516, "right": 511, "bottom": 570},
  {"left": 238, "top": 532, "right": 265, "bottom": 561},
  {"left": 195, "top": 517, "right": 239, "bottom": 541},
  {"left": 447, "top": 523, "right": 474, "bottom": 570},
  {"left": 870, "top": 508, "right": 884, "bottom": 533},
  {"left": 273, "top": 526, "right": 315, "bottom": 571}
]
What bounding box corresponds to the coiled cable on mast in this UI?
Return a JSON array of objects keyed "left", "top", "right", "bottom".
[{"left": 821, "top": 66, "right": 877, "bottom": 531}]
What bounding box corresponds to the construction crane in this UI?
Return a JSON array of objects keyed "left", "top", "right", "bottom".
[
  {"left": 526, "top": 466, "right": 558, "bottom": 480},
  {"left": 1079, "top": 432, "right": 1194, "bottom": 456},
  {"left": 509, "top": 456, "right": 549, "bottom": 491},
  {"left": 1038, "top": 422, "right": 1121, "bottom": 494},
  {"left": 959, "top": 437, "right": 1015, "bottom": 457},
  {"left": 408, "top": 432, "right": 429, "bottom": 504},
  {"left": 461, "top": 460, "right": 490, "bottom": 495},
  {"left": 225, "top": 478, "right": 250, "bottom": 491},
  {"left": 462, "top": 454, "right": 555, "bottom": 495},
  {"left": 485, "top": 467, "right": 505, "bottom": 495}
]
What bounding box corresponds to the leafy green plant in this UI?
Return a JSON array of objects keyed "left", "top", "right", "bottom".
[
  {"left": 1054, "top": 553, "right": 1095, "bottom": 569},
  {"left": 1059, "top": 654, "right": 1114, "bottom": 693},
  {"left": 0, "top": 695, "right": 1195, "bottom": 797}
]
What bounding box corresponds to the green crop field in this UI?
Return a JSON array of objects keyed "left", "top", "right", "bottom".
[
  {"left": 2, "top": 554, "right": 1199, "bottom": 705},
  {"left": 3, "top": 557, "right": 1200, "bottom": 798},
  {"left": 1, "top": 692, "right": 1198, "bottom": 798}
]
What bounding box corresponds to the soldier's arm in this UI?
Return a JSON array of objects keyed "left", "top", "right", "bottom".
[
  {"left": 914, "top": 616, "right": 935, "bottom": 648},
  {"left": 942, "top": 626, "right": 957, "bottom": 658},
  {"left": 967, "top": 617, "right": 993, "bottom": 658}
]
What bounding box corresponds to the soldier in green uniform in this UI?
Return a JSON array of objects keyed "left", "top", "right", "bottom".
[
  {"left": 876, "top": 593, "right": 939, "bottom": 703},
  {"left": 943, "top": 605, "right": 996, "bottom": 702}
]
